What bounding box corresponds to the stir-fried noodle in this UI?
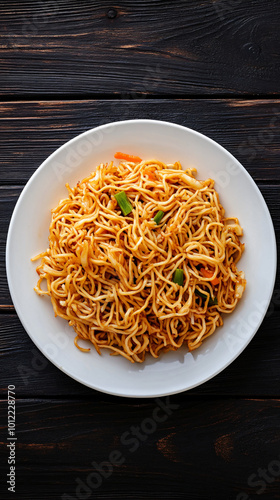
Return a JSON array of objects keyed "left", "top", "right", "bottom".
[{"left": 32, "top": 157, "right": 246, "bottom": 362}]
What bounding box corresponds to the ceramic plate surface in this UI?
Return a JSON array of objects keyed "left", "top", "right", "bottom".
[{"left": 6, "top": 119, "right": 277, "bottom": 397}]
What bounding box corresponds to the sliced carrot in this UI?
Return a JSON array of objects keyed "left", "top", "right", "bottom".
[
  {"left": 201, "top": 267, "right": 220, "bottom": 286},
  {"left": 114, "top": 152, "right": 142, "bottom": 162},
  {"left": 200, "top": 268, "right": 213, "bottom": 279},
  {"left": 145, "top": 168, "right": 156, "bottom": 181},
  {"left": 211, "top": 276, "right": 220, "bottom": 286}
]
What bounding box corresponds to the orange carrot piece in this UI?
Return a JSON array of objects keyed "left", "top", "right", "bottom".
[
  {"left": 211, "top": 277, "right": 220, "bottom": 286},
  {"left": 201, "top": 267, "right": 220, "bottom": 286},
  {"left": 114, "top": 152, "right": 142, "bottom": 162},
  {"left": 201, "top": 268, "right": 213, "bottom": 279},
  {"left": 145, "top": 168, "right": 156, "bottom": 181}
]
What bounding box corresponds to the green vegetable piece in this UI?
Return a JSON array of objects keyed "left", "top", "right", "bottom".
[
  {"left": 114, "top": 191, "right": 133, "bottom": 216},
  {"left": 173, "top": 268, "right": 184, "bottom": 286},
  {"left": 154, "top": 210, "right": 165, "bottom": 225},
  {"left": 195, "top": 289, "right": 218, "bottom": 306}
]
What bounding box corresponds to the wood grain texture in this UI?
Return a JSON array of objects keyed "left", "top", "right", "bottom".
[
  {"left": 1, "top": 2, "right": 280, "bottom": 499},
  {"left": 0, "top": 99, "right": 280, "bottom": 184},
  {"left": 0, "top": 187, "right": 22, "bottom": 306},
  {"left": 1, "top": 0, "right": 280, "bottom": 96},
  {"left": 0, "top": 398, "right": 279, "bottom": 499}
]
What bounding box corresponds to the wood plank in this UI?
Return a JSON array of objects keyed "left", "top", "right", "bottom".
[
  {"left": 0, "top": 99, "right": 280, "bottom": 184},
  {"left": 1, "top": 1, "right": 280, "bottom": 96},
  {"left": 0, "top": 187, "right": 22, "bottom": 306},
  {"left": 0, "top": 293, "right": 279, "bottom": 398},
  {"left": 0, "top": 398, "right": 279, "bottom": 499}
]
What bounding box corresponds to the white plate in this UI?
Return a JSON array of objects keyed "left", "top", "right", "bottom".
[{"left": 6, "top": 119, "right": 277, "bottom": 398}]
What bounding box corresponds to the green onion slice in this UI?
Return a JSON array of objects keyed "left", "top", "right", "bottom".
[
  {"left": 173, "top": 269, "right": 184, "bottom": 286},
  {"left": 154, "top": 210, "right": 165, "bottom": 225},
  {"left": 195, "top": 289, "right": 218, "bottom": 306},
  {"left": 114, "top": 191, "right": 133, "bottom": 216}
]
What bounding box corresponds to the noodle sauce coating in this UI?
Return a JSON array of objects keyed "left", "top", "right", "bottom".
[{"left": 32, "top": 159, "right": 246, "bottom": 363}]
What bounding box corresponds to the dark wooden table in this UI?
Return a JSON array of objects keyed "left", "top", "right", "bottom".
[{"left": 1, "top": 2, "right": 280, "bottom": 499}]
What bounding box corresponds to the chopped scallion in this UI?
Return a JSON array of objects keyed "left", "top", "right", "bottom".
[
  {"left": 154, "top": 210, "right": 165, "bottom": 225},
  {"left": 195, "top": 289, "right": 218, "bottom": 306},
  {"left": 173, "top": 269, "right": 184, "bottom": 286},
  {"left": 114, "top": 191, "right": 133, "bottom": 216}
]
